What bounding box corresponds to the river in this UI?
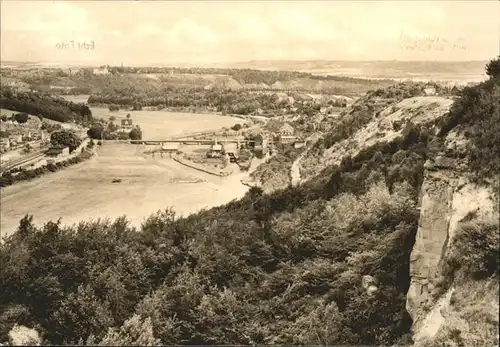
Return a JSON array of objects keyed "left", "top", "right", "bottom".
[{"left": 0, "top": 103, "right": 255, "bottom": 239}]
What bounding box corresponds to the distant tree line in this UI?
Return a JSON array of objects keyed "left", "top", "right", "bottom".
[
  {"left": 0, "top": 87, "right": 93, "bottom": 124},
  {"left": 88, "top": 89, "right": 291, "bottom": 115},
  {"left": 86, "top": 123, "right": 142, "bottom": 141}
]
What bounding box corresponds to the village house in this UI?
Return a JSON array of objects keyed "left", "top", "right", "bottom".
[
  {"left": 424, "top": 86, "right": 437, "bottom": 96},
  {"left": 294, "top": 138, "right": 307, "bottom": 149},
  {"left": 224, "top": 143, "right": 239, "bottom": 162},
  {"left": 208, "top": 143, "right": 223, "bottom": 158},
  {"left": 45, "top": 146, "right": 70, "bottom": 158},
  {"left": 279, "top": 135, "right": 298, "bottom": 144},
  {"left": 121, "top": 118, "right": 133, "bottom": 130},
  {"left": 311, "top": 114, "right": 325, "bottom": 130},
  {"left": 279, "top": 123, "right": 295, "bottom": 136},
  {"left": 0, "top": 138, "right": 11, "bottom": 151},
  {"left": 9, "top": 134, "right": 23, "bottom": 145},
  {"left": 93, "top": 66, "right": 109, "bottom": 75},
  {"left": 22, "top": 132, "right": 34, "bottom": 141}
]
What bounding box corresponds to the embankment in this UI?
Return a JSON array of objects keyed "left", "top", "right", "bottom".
[
  {"left": 172, "top": 154, "right": 232, "bottom": 177},
  {"left": 0, "top": 140, "right": 94, "bottom": 187}
]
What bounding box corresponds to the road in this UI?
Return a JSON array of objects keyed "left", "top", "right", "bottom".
[
  {"left": 290, "top": 132, "right": 322, "bottom": 186},
  {"left": 290, "top": 152, "right": 304, "bottom": 186}
]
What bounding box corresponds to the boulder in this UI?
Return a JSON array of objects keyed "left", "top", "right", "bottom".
[
  {"left": 433, "top": 156, "right": 455, "bottom": 169},
  {"left": 8, "top": 325, "right": 41, "bottom": 346},
  {"left": 361, "top": 275, "right": 376, "bottom": 290}
]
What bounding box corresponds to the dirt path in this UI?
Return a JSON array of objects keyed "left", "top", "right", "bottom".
[{"left": 290, "top": 152, "right": 304, "bottom": 186}]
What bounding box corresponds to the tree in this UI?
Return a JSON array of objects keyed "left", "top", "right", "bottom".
[
  {"left": 87, "top": 125, "right": 105, "bottom": 140},
  {"left": 129, "top": 126, "right": 142, "bottom": 140},
  {"left": 14, "top": 112, "right": 29, "bottom": 123},
  {"left": 126, "top": 113, "right": 131, "bottom": 119},
  {"left": 109, "top": 116, "right": 116, "bottom": 123},
  {"left": 50, "top": 130, "right": 82, "bottom": 151},
  {"left": 485, "top": 56, "right": 500, "bottom": 79},
  {"left": 23, "top": 144, "right": 32, "bottom": 154},
  {"left": 231, "top": 123, "right": 242, "bottom": 131},
  {"left": 99, "top": 315, "right": 161, "bottom": 346},
  {"left": 52, "top": 285, "right": 114, "bottom": 344}
]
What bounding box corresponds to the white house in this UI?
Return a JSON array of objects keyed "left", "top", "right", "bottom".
[
  {"left": 207, "top": 142, "right": 223, "bottom": 158},
  {"left": 9, "top": 134, "right": 23, "bottom": 145},
  {"left": 93, "top": 66, "right": 109, "bottom": 75},
  {"left": 279, "top": 123, "right": 295, "bottom": 136},
  {"left": 424, "top": 86, "right": 437, "bottom": 96},
  {"left": 279, "top": 135, "right": 298, "bottom": 144}
]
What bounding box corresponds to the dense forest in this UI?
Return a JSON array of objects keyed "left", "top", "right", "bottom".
[
  {"left": 88, "top": 88, "right": 290, "bottom": 115},
  {"left": 0, "top": 87, "right": 93, "bottom": 125},
  {"left": 107, "top": 66, "right": 395, "bottom": 86},
  {"left": 0, "top": 58, "right": 498, "bottom": 346}
]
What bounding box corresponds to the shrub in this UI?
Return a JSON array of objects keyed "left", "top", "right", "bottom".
[
  {"left": 14, "top": 112, "right": 29, "bottom": 123},
  {"left": 443, "top": 221, "right": 500, "bottom": 283}
]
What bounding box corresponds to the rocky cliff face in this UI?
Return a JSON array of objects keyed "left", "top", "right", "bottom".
[{"left": 407, "top": 131, "right": 499, "bottom": 345}]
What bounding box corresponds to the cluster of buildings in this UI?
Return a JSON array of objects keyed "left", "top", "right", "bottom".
[
  {"left": 262, "top": 121, "right": 307, "bottom": 149},
  {"left": 206, "top": 122, "right": 308, "bottom": 162},
  {"left": 0, "top": 130, "right": 47, "bottom": 153},
  {"left": 207, "top": 141, "right": 239, "bottom": 162}
]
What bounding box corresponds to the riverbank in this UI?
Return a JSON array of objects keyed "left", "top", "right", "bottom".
[{"left": 172, "top": 154, "right": 232, "bottom": 177}]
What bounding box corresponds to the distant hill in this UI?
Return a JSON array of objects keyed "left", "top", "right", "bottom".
[{"left": 214, "top": 60, "right": 489, "bottom": 83}]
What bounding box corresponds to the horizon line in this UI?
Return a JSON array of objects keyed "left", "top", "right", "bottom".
[{"left": 1, "top": 58, "right": 491, "bottom": 67}]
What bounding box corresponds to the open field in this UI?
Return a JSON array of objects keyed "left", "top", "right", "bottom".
[{"left": 0, "top": 142, "right": 253, "bottom": 238}]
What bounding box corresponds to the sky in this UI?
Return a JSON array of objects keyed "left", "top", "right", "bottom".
[{"left": 1, "top": 0, "right": 499, "bottom": 66}]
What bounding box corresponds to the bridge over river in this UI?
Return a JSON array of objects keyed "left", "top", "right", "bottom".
[{"left": 103, "top": 137, "right": 273, "bottom": 146}]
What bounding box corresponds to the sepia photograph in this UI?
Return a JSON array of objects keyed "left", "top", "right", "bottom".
[{"left": 0, "top": 0, "right": 499, "bottom": 345}]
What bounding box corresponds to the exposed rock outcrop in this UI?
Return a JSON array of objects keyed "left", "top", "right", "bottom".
[
  {"left": 407, "top": 131, "right": 499, "bottom": 345},
  {"left": 8, "top": 325, "right": 41, "bottom": 346}
]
